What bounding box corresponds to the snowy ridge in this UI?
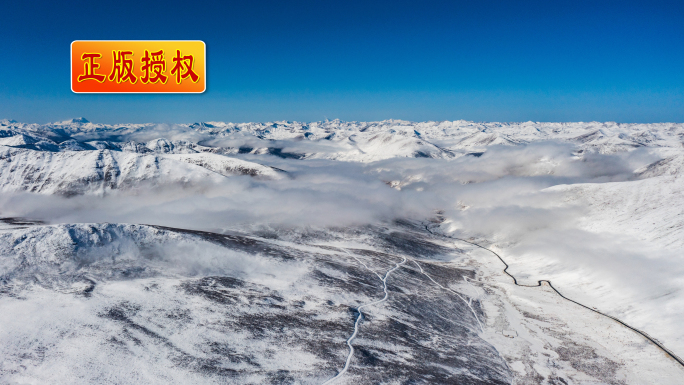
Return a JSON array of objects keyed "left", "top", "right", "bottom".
[
  {"left": 0, "top": 145, "right": 282, "bottom": 195},
  {"left": 1, "top": 119, "right": 682, "bottom": 162}
]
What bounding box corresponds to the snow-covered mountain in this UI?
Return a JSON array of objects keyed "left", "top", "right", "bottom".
[
  {"left": 1, "top": 119, "right": 684, "bottom": 384},
  {"left": 2, "top": 118, "right": 682, "bottom": 160},
  {"left": 0, "top": 144, "right": 282, "bottom": 196}
]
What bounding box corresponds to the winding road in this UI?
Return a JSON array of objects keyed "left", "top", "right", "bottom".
[{"left": 423, "top": 224, "right": 684, "bottom": 368}]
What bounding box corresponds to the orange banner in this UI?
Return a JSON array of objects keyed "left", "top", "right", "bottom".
[{"left": 71, "top": 41, "right": 205, "bottom": 93}]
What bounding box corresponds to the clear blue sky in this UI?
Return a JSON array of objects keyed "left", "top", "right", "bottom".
[{"left": 1, "top": 0, "right": 682, "bottom": 123}]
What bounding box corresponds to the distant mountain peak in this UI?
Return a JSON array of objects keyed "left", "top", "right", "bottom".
[{"left": 59, "top": 117, "right": 90, "bottom": 124}]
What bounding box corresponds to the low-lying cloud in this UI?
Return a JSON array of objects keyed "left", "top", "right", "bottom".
[{"left": 0, "top": 141, "right": 658, "bottom": 231}]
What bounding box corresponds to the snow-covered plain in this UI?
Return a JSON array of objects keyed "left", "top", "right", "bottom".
[{"left": 1, "top": 118, "right": 683, "bottom": 384}]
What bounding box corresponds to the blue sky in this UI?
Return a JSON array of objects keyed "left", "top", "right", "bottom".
[{"left": 1, "top": 0, "right": 682, "bottom": 123}]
